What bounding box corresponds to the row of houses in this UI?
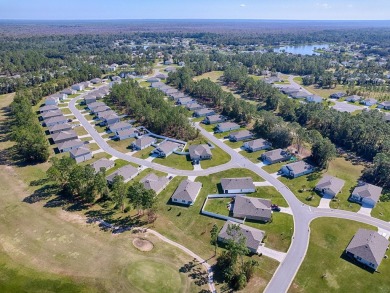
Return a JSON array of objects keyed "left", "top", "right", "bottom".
[{"left": 331, "top": 93, "right": 390, "bottom": 109}]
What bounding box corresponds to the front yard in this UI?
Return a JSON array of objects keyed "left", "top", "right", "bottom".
[{"left": 154, "top": 154, "right": 194, "bottom": 171}]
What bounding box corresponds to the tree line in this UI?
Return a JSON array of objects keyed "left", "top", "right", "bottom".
[{"left": 109, "top": 80, "right": 198, "bottom": 141}]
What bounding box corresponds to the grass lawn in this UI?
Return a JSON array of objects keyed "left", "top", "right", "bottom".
[
  {"left": 139, "top": 81, "right": 150, "bottom": 88},
  {"left": 193, "top": 71, "right": 224, "bottom": 82},
  {"left": 245, "top": 213, "right": 294, "bottom": 252},
  {"left": 132, "top": 146, "right": 154, "bottom": 159},
  {"left": 84, "top": 113, "right": 95, "bottom": 121},
  {"left": 255, "top": 186, "right": 288, "bottom": 207},
  {"left": 263, "top": 161, "right": 286, "bottom": 174},
  {"left": 239, "top": 149, "right": 266, "bottom": 163},
  {"left": 61, "top": 108, "right": 72, "bottom": 115},
  {"left": 106, "top": 159, "right": 138, "bottom": 175},
  {"left": 87, "top": 143, "right": 100, "bottom": 152},
  {"left": 293, "top": 76, "right": 303, "bottom": 84},
  {"left": 107, "top": 138, "right": 134, "bottom": 153},
  {"left": 94, "top": 123, "right": 107, "bottom": 133},
  {"left": 75, "top": 103, "right": 86, "bottom": 110},
  {"left": 200, "top": 145, "right": 231, "bottom": 169},
  {"left": 73, "top": 126, "right": 89, "bottom": 136},
  {"left": 371, "top": 200, "right": 390, "bottom": 221},
  {"left": 131, "top": 168, "right": 167, "bottom": 185},
  {"left": 302, "top": 84, "right": 346, "bottom": 99},
  {"left": 280, "top": 173, "right": 321, "bottom": 207},
  {"left": 288, "top": 218, "right": 388, "bottom": 293},
  {"left": 224, "top": 139, "right": 244, "bottom": 149},
  {"left": 154, "top": 153, "right": 194, "bottom": 171},
  {"left": 204, "top": 198, "right": 231, "bottom": 217},
  {"left": 327, "top": 157, "right": 364, "bottom": 212},
  {"left": 80, "top": 152, "right": 111, "bottom": 166},
  {"left": 200, "top": 123, "right": 216, "bottom": 132}
]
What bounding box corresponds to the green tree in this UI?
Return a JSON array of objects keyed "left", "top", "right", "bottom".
[
  {"left": 210, "top": 224, "right": 219, "bottom": 255},
  {"left": 111, "top": 176, "right": 127, "bottom": 212},
  {"left": 311, "top": 138, "right": 337, "bottom": 169}
]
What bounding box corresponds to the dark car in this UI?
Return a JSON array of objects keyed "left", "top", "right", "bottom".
[{"left": 271, "top": 204, "right": 281, "bottom": 212}]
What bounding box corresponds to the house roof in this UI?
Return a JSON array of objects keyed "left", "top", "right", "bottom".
[
  {"left": 195, "top": 108, "right": 215, "bottom": 115},
  {"left": 186, "top": 102, "right": 202, "bottom": 110},
  {"left": 218, "top": 220, "right": 265, "bottom": 252},
  {"left": 69, "top": 146, "right": 90, "bottom": 157},
  {"left": 290, "top": 90, "right": 310, "bottom": 98},
  {"left": 315, "top": 175, "right": 345, "bottom": 195},
  {"left": 352, "top": 183, "right": 382, "bottom": 202},
  {"left": 97, "top": 110, "right": 116, "bottom": 118},
  {"left": 44, "top": 115, "right": 67, "bottom": 124},
  {"left": 106, "top": 165, "right": 138, "bottom": 182},
  {"left": 189, "top": 144, "right": 212, "bottom": 159},
  {"left": 363, "top": 98, "right": 378, "bottom": 104},
  {"left": 283, "top": 161, "right": 314, "bottom": 175},
  {"left": 262, "top": 149, "right": 290, "bottom": 162},
  {"left": 171, "top": 179, "right": 202, "bottom": 203},
  {"left": 379, "top": 101, "right": 390, "bottom": 107},
  {"left": 140, "top": 173, "right": 169, "bottom": 193},
  {"left": 57, "top": 139, "right": 84, "bottom": 151},
  {"left": 217, "top": 122, "right": 239, "bottom": 129},
  {"left": 245, "top": 138, "right": 270, "bottom": 149},
  {"left": 109, "top": 121, "right": 132, "bottom": 131},
  {"left": 346, "top": 229, "right": 389, "bottom": 267},
  {"left": 133, "top": 136, "right": 156, "bottom": 148},
  {"left": 307, "top": 95, "right": 323, "bottom": 103},
  {"left": 91, "top": 158, "right": 115, "bottom": 173},
  {"left": 233, "top": 196, "right": 272, "bottom": 219},
  {"left": 156, "top": 141, "right": 179, "bottom": 154},
  {"left": 88, "top": 101, "right": 106, "bottom": 109},
  {"left": 178, "top": 97, "right": 193, "bottom": 104},
  {"left": 206, "top": 115, "right": 224, "bottom": 123},
  {"left": 230, "top": 130, "right": 253, "bottom": 140},
  {"left": 41, "top": 110, "right": 63, "bottom": 119},
  {"left": 116, "top": 128, "right": 137, "bottom": 137},
  {"left": 52, "top": 130, "right": 77, "bottom": 143},
  {"left": 40, "top": 105, "right": 59, "bottom": 112},
  {"left": 93, "top": 105, "right": 111, "bottom": 114},
  {"left": 346, "top": 95, "right": 362, "bottom": 101},
  {"left": 102, "top": 113, "right": 120, "bottom": 121},
  {"left": 48, "top": 123, "right": 72, "bottom": 133},
  {"left": 221, "top": 177, "right": 255, "bottom": 191},
  {"left": 151, "top": 82, "right": 165, "bottom": 88}
]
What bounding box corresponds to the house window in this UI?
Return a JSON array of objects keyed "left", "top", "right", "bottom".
[{"left": 182, "top": 200, "right": 186, "bottom": 203}]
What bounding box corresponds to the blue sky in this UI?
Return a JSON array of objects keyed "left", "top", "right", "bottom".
[{"left": 1, "top": 0, "right": 389, "bottom": 20}]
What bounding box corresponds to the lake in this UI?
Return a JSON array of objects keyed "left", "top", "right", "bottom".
[{"left": 274, "top": 44, "right": 330, "bottom": 55}]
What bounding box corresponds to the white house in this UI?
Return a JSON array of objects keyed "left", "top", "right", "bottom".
[
  {"left": 153, "top": 141, "right": 179, "bottom": 158},
  {"left": 71, "top": 83, "right": 85, "bottom": 91},
  {"left": 280, "top": 161, "right": 315, "bottom": 178},
  {"left": 116, "top": 128, "right": 138, "bottom": 140},
  {"left": 228, "top": 130, "right": 253, "bottom": 142},
  {"left": 45, "top": 96, "right": 60, "bottom": 106},
  {"left": 243, "top": 139, "right": 272, "bottom": 152},
  {"left": 70, "top": 146, "right": 92, "bottom": 163},
  {"left": 132, "top": 136, "right": 156, "bottom": 150},
  {"left": 57, "top": 139, "right": 84, "bottom": 153},
  {"left": 315, "top": 175, "right": 345, "bottom": 199},
  {"left": 215, "top": 122, "right": 240, "bottom": 133},
  {"left": 220, "top": 177, "right": 256, "bottom": 194},
  {"left": 106, "top": 165, "right": 139, "bottom": 184},
  {"left": 109, "top": 121, "right": 132, "bottom": 133},
  {"left": 171, "top": 179, "right": 202, "bottom": 206}
]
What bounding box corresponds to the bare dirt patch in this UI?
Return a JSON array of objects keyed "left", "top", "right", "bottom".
[{"left": 133, "top": 238, "right": 154, "bottom": 252}]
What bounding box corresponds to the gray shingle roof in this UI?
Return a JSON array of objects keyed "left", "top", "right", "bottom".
[
  {"left": 233, "top": 196, "right": 272, "bottom": 220},
  {"left": 245, "top": 138, "right": 270, "bottom": 149},
  {"left": 206, "top": 115, "right": 224, "bottom": 123},
  {"left": 48, "top": 123, "right": 72, "bottom": 133},
  {"left": 315, "top": 175, "right": 345, "bottom": 195},
  {"left": 346, "top": 229, "right": 389, "bottom": 267},
  {"left": 40, "top": 105, "right": 59, "bottom": 112},
  {"left": 57, "top": 139, "right": 84, "bottom": 151},
  {"left": 41, "top": 110, "right": 63, "bottom": 119},
  {"left": 217, "top": 122, "right": 239, "bottom": 130},
  {"left": 283, "top": 161, "right": 314, "bottom": 174},
  {"left": 106, "top": 165, "right": 138, "bottom": 183},
  {"left": 51, "top": 130, "right": 78, "bottom": 143},
  {"left": 171, "top": 179, "right": 202, "bottom": 203},
  {"left": 156, "top": 141, "right": 179, "bottom": 154},
  {"left": 229, "top": 130, "right": 253, "bottom": 140},
  {"left": 352, "top": 184, "right": 382, "bottom": 202},
  {"left": 91, "top": 158, "right": 115, "bottom": 173},
  {"left": 188, "top": 144, "right": 212, "bottom": 159},
  {"left": 43, "top": 115, "right": 67, "bottom": 124},
  {"left": 133, "top": 136, "right": 156, "bottom": 149},
  {"left": 69, "top": 146, "right": 90, "bottom": 157},
  {"left": 218, "top": 220, "right": 265, "bottom": 252},
  {"left": 195, "top": 108, "right": 215, "bottom": 115},
  {"left": 140, "top": 173, "right": 169, "bottom": 194},
  {"left": 109, "top": 121, "right": 132, "bottom": 131},
  {"left": 221, "top": 177, "right": 255, "bottom": 191}
]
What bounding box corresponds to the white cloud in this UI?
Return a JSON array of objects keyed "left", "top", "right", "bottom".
[
  {"left": 240, "top": 4, "right": 246, "bottom": 7},
  {"left": 316, "top": 2, "right": 331, "bottom": 9}
]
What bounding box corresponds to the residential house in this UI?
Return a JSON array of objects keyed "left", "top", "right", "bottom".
[
  {"left": 57, "top": 139, "right": 84, "bottom": 153},
  {"left": 153, "top": 141, "right": 179, "bottom": 158},
  {"left": 106, "top": 165, "right": 139, "bottom": 184},
  {"left": 165, "top": 67, "right": 176, "bottom": 73},
  {"left": 189, "top": 144, "right": 212, "bottom": 162},
  {"left": 40, "top": 110, "right": 63, "bottom": 120},
  {"left": 194, "top": 108, "right": 216, "bottom": 117},
  {"left": 280, "top": 87, "right": 299, "bottom": 95},
  {"left": 48, "top": 123, "right": 72, "bottom": 134},
  {"left": 84, "top": 95, "right": 96, "bottom": 105},
  {"left": 350, "top": 183, "right": 382, "bottom": 208},
  {"left": 151, "top": 82, "right": 165, "bottom": 89},
  {"left": 70, "top": 146, "right": 92, "bottom": 163},
  {"left": 164, "top": 88, "right": 179, "bottom": 96},
  {"left": 39, "top": 105, "right": 58, "bottom": 113},
  {"left": 204, "top": 115, "right": 225, "bottom": 125},
  {"left": 171, "top": 179, "right": 202, "bottom": 206},
  {"left": 109, "top": 121, "right": 132, "bottom": 133},
  {"left": 147, "top": 77, "right": 160, "bottom": 83},
  {"left": 91, "top": 158, "right": 115, "bottom": 173},
  {"left": 233, "top": 196, "right": 272, "bottom": 222},
  {"left": 116, "top": 128, "right": 138, "bottom": 140},
  {"left": 155, "top": 73, "right": 168, "bottom": 79},
  {"left": 218, "top": 221, "right": 265, "bottom": 253},
  {"left": 330, "top": 92, "right": 346, "bottom": 99},
  {"left": 215, "top": 122, "right": 240, "bottom": 133},
  {"left": 280, "top": 161, "right": 315, "bottom": 178},
  {"left": 261, "top": 149, "right": 291, "bottom": 164},
  {"left": 378, "top": 101, "right": 390, "bottom": 110},
  {"left": 290, "top": 90, "right": 310, "bottom": 99},
  {"left": 361, "top": 98, "right": 378, "bottom": 106},
  {"left": 132, "top": 136, "right": 156, "bottom": 150},
  {"left": 140, "top": 173, "right": 169, "bottom": 195},
  {"left": 243, "top": 139, "right": 272, "bottom": 152},
  {"left": 170, "top": 92, "right": 186, "bottom": 101},
  {"left": 220, "top": 177, "right": 256, "bottom": 194},
  {"left": 177, "top": 97, "right": 193, "bottom": 105},
  {"left": 45, "top": 96, "right": 60, "bottom": 106},
  {"left": 345, "top": 95, "right": 362, "bottom": 102},
  {"left": 71, "top": 83, "right": 85, "bottom": 91},
  {"left": 164, "top": 59, "right": 173, "bottom": 65},
  {"left": 87, "top": 101, "right": 106, "bottom": 111},
  {"left": 306, "top": 95, "right": 323, "bottom": 103},
  {"left": 90, "top": 78, "right": 102, "bottom": 84},
  {"left": 95, "top": 107, "right": 113, "bottom": 117},
  {"left": 229, "top": 130, "right": 253, "bottom": 142},
  {"left": 61, "top": 88, "right": 77, "bottom": 95},
  {"left": 186, "top": 103, "right": 203, "bottom": 111},
  {"left": 345, "top": 229, "right": 389, "bottom": 270},
  {"left": 44, "top": 115, "right": 68, "bottom": 127},
  {"left": 51, "top": 130, "right": 78, "bottom": 144},
  {"left": 101, "top": 113, "right": 120, "bottom": 126},
  {"left": 315, "top": 175, "right": 345, "bottom": 198}
]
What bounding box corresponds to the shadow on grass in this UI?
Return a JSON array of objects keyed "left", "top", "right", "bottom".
[{"left": 23, "top": 183, "right": 60, "bottom": 204}]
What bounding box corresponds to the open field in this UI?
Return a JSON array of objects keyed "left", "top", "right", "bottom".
[
  {"left": 288, "top": 218, "right": 389, "bottom": 293},
  {"left": 107, "top": 138, "right": 134, "bottom": 153},
  {"left": 193, "top": 71, "right": 224, "bottom": 82},
  {"left": 0, "top": 93, "right": 204, "bottom": 293}
]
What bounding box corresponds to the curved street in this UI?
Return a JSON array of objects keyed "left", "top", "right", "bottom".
[{"left": 68, "top": 92, "right": 390, "bottom": 293}]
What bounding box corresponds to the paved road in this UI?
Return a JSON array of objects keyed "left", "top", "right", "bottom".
[{"left": 69, "top": 93, "right": 390, "bottom": 293}]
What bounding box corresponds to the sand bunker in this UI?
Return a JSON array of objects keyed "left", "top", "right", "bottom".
[{"left": 133, "top": 238, "right": 154, "bottom": 252}]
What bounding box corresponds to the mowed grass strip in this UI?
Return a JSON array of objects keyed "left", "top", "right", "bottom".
[
  {"left": 288, "top": 218, "right": 386, "bottom": 293},
  {"left": 154, "top": 153, "right": 194, "bottom": 171}
]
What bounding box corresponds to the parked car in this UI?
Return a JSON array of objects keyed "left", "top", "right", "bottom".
[{"left": 271, "top": 204, "right": 280, "bottom": 212}]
